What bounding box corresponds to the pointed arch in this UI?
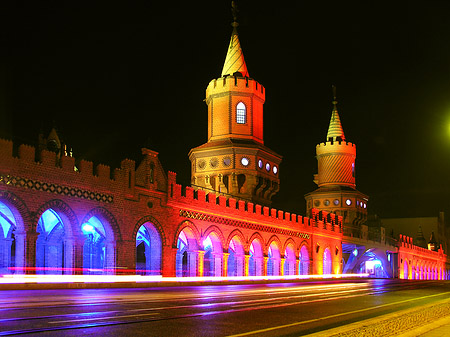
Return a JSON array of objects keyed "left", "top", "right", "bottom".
[
  {"left": 173, "top": 220, "right": 200, "bottom": 250},
  {"left": 0, "top": 192, "right": 29, "bottom": 274},
  {"left": 132, "top": 215, "right": 166, "bottom": 246},
  {"left": 226, "top": 229, "right": 247, "bottom": 251},
  {"left": 283, "top": 239, "right": 296, "bottom": 276},
  {"left": 81, "top": 207, "right": 119, "bottom": 275},
  {"left": 202, "top": 225, "right": 226, "bottom": 248},
  {"left": 81, "top": 207, "right": 121, "bottom": 241},
  {"left": 34, "top": 199, "right": 78, "bottom": 235},
  {"left": 135, "top": 217, "right": 163, "bottom": 276}
]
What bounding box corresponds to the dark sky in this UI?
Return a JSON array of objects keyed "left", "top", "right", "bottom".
[{"left": 2, "top": 2, "right": 450, "bottom": 219}]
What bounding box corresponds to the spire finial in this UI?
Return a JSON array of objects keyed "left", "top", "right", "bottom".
[
  {"left": 332, "top": 85, "right": 337, "bottom": 111},
  {"left": 326, "top": 84, "right": 345, "bottom": 141},
  {"left": 221, "top": 0, "right": 249, "bottom": 78},
  {"left": 231, "top": 1, "right": 239, "bottom": 28}
]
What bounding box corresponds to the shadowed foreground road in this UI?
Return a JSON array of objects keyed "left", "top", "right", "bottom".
[{"left": 1, "top": 279, "right": 449, "bottom": 336}]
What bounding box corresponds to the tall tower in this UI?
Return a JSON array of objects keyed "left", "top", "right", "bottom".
[
  {"left": 305, "top": 87, "right": 368, "bottom": 229},
  {"left": 189, "top": 6, "right": 282, "bottom": 206}
]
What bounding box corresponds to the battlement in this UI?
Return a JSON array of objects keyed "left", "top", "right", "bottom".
[
  {"left": 167, "top": 171, "right": 343, "bottom": 236},
  {"left": 206, "top": 75, "right": 265, "bottom": 100},
  {"left": 399, "top": 234, "right": 446, "bottom": 259},
  {"left": 0, "top": 139, "right": 166, "bottom": 195},
  {"left": 316, "top": 140, "right": 356, "bottom": 156}
]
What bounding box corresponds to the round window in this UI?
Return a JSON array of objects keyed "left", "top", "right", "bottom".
[
  {"left": 273, "top": 166, "right": 278, "bottom": 175},
  {"left": 333, "top": 199, "right": 340, "bottom": 206},
  {"left": 241, "top": 157, "right": 250, "bottom": 167},
  {"left": 258, "top": 159, "right": 263, "bottom": 169},
  {"left": 198, "top": 160, "right": 206, "bottom": 169},
  {"left": 314, "top": 200, "right": 320, "bottom": 207},
  {"left": 223, "top": 157, "right": 231, "bottom": 167},
  {"left": 265, "top": 163, "right": 271, "bottom": 172},
  {"left": 346, "top": 199, "right": 352, "bottom": 206},
  {"left": 324, "top": 199, "right": 330, "bottom": 206},
  {"left": 210, "top": 158, "right": 218, "bottom": 168}
]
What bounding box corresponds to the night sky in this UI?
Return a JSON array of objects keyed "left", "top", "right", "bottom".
[{"left": 2, "top": 2, "right": 450, "bottom": 219}]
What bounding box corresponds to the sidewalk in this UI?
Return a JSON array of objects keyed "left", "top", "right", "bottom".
[{"left": 305, "top": 298, "right": 450, "bottom": 337}]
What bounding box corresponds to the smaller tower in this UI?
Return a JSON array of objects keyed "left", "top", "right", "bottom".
[{"left": 305, "top": 86, "right": 368, "bottom": 231}]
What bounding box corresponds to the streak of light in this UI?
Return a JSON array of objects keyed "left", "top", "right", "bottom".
[{"left": 0, "top": 273, "right": 369, "bottom": 284}]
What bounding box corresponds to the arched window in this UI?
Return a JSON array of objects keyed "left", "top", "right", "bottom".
[{"left": 236, "top": 102, "right": 246, "bottom": 124}]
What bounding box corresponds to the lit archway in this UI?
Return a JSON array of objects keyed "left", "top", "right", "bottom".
[
  {"left": 82, "top": 216, "right": 109, "bottom": 275},
  {"left": 248, "top": 238, "right": 263, "bottom": 276},
  {"left": 267, "top": 241, "right": 281, "bottom": 276},
  {"left": 36, "top": 209, "right": 71, "bottom": 274},
  {"left": 227, "top": 234, "right": 245, "bottom": 277},
  {"left": 136, "top": 222, "right": 162, "bottom": 275},
  {"left": 176, "top": 227, "right": 198, "bottom": 277},
  {"left": 299, "top": 245, "right": 310, "bottom": 275},
  {"left": 323, "top": 247, "right": 332, "bottom": 275},
  {"left": 202, "top": 232, "right": 222, "bottom": 277},
  {"left": 0, "top": 201, "right": 16, "bottom": 274},
  {"left": 283, "top": 242, "right": 296, "bottom": 275}
]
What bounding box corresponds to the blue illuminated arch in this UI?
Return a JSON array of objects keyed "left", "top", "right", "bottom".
[
  {"left": 36, "top": 208, "right": 67, "bottom": 274},
  {"left": 136, "top": 222, "right": 162, "bottom": 276},
  {"left": 0, "top": 201, "right": 16, "bottom": 274}
]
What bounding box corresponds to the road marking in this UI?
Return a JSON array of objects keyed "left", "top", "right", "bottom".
[
  {"left": 49, "top": 312, "right": 160, "bottom": 324},
  {"left": 226, "top": 291, "right": 450, "bottom": 337}
]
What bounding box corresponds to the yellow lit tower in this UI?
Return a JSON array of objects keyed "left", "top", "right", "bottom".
[
  {"left": 189, "top": 6, "right": 282, "bottom": 206},
  {"left": 305, "top": 86, "right": 368, "bottom": 230}
]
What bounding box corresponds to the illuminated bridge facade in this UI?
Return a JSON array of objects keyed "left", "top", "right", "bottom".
[
  {"left": 0, "top": 142, "right": 343, "bottom": 277},
  {"left": 0, "top": 14, "right": 448, "bottom": 280}
]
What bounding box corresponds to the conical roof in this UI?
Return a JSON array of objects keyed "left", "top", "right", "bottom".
[
  {"left": 326, "top": 86, "right": 345, "bottom": 141},
  {"left": 221, "top": 25, "right": 249, "bottom": 78}
]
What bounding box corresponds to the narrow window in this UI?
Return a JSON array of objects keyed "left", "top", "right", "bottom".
[{"left": 236, "top": 102, "right": 246, "bottom": 124}]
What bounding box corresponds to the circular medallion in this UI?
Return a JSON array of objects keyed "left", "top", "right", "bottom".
[
  {"left": 273, "top": 165, "right": 278, "bottom": 175},
  {"left": 223, "top": 157, "right": 231, "bottom": 167},
  {"left": 210, "top": 158, "right": 218, "bottom": 168},
  {"left": 198, "top": 160, "right": 206, "bottom": 169},
  {"left": 333, "top": 199, "right": 340, "bottom": 206}
]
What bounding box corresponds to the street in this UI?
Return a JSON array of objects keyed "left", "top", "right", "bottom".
[{"left": 1, "top": 279, "right": 449, "bottom": 336}]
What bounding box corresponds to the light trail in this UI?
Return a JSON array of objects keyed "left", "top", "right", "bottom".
[{"left": 0, "top": 273, "right": 369, "bottom": 284}]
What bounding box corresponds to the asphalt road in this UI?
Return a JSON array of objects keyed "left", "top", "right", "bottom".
[{"left": 1, "top": 279, "right": 449, "bottom": 336}]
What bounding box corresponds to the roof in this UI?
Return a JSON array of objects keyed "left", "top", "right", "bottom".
[{"left": 221, "top": 26, "right": 249, "bottom": 78}]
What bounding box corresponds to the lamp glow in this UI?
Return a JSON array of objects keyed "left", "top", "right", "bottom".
[{"left": 82, "top": 223, "right": 95, "bottom": 234}]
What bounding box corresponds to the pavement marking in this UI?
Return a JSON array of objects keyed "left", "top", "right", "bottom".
[
  {"left": 48, "top": 312, "right": 160, "bottom": 324},
  {"left": 226, "top": 291, "right": 450, "bottom": 337}
]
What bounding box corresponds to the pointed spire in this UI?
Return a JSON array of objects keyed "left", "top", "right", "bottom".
[
  {"left": 326, "top": 85, "right": 345, "bottom": 141},
  {"left": 221, "top": 1, "right": 249, "bottom": 78}
]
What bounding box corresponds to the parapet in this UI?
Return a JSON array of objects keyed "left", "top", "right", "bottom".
[
  {"left": 0, "top": 139, "right": 167, "bottom": 197},
  {"left": 316, "top": 140, "right": 356, "bottom": 156},
  {"left": 167, "top": 171, "right": 343, "bottom": 237},
  {"left": 206, "top": 75, "right": 265, "bottom": 101}
]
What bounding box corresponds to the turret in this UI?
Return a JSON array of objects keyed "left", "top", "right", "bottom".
[
  {"left": 305, "top": 86, "right": 368, "bottom": 229},
  {"left": 188, "top": 4, "right": 282, "bottom": 206}
]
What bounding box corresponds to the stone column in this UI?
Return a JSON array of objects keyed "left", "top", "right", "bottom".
[
  {"left": 25, "top": 231, "right": 38, "bottom": 274},
  {"left": 13, "top": 231, "right": 26, "bottom": 274},
  {"left": 295, "top": 256, "right": 300, "bottom": 275},
  {"left": 244, "top": 254, "right": 250, "bottom": 277},
  {"left": 263, "top": 256, "right": 269, "bottom": 276},
  {"left": 197, "top": 250, "right": 205, "bottom": 277},
  {"left": 280, "top": 258, "right": 286, "bottom": 276},
  {"left": 222, "top": 252, "right": 229, "bottom": 277}
]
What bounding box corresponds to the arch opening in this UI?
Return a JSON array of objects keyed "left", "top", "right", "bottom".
[
  {"left": 323, "top": 247, "right": 332, "bottom": 275},
  {"left": 136, "top": 222, "right": 162, "bottom": 276},
  {"left": 248, "top": 239, "right": 263, "bottom": 276},
  {"left": 299, "top": 245, "right": 310, "bottom": 275},
  {"left": 0, "top": 201, "right": 16, "bottom": 274},
  {"left": 176, "top": 228, "right": 198, "bottom": 277}
]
